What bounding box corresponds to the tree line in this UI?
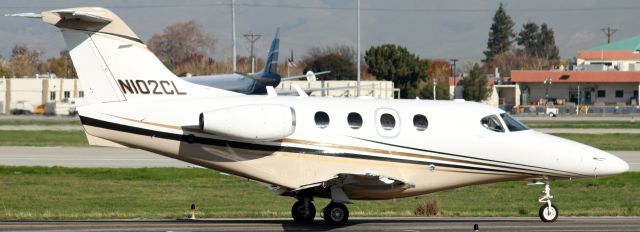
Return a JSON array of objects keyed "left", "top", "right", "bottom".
[{"left": 2, "top": 3, "right": 560, "bottom": 102}]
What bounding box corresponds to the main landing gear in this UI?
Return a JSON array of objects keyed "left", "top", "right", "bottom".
[
  {"left": 290, "top": 199, "right": 350, "bottom": 226},
  {"left": 291, "top": 198, "right": 315, "bottom": 224},
  {"left": 537, "top": 180, "right": 558, "bottom": 222},
  {"left": 323, "top": 202, "right": 349, "bottom": 225}
]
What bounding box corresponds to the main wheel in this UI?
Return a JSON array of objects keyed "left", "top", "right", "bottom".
[
  {"left": 538, "top": 204, "right": 558, "bottom": 222},
  {"left": 323, "top": 202, "right": 349, "bottom": 226},
  {"left": 291, "top": 200, "right": 315, "bottom": 224}
]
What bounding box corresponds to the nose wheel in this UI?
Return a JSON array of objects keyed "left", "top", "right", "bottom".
[
  {"left": 291, "top": 198, "right": 316, "bottom": 224},
  {"left": 322, "top": 202, "right": 349, "bottom": 226},
  {"left": 537, "top": 180, "right": 558, "bottom": 222}
]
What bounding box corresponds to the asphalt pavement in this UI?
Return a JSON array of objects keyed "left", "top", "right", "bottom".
[{"left": 1, "top": 217, "right": 639, "bottom": 232}]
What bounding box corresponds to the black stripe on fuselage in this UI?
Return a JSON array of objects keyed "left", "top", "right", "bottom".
[
  {"left": 351, "top": 136, "right": 587, "bottom": 177},
  {"left": 79, "top": 116, "right": 564, "bottom": 177}
]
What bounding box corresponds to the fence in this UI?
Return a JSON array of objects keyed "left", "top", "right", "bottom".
[{"left": 511, "top": 104, "right": 640, "bottom": 117}]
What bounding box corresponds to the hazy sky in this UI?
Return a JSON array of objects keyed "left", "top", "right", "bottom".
[{"left": 1, "top": 0, "right": 639, "bottom": 66}]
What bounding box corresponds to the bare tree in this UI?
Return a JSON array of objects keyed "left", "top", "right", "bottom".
[
  {"left": 147, "top": 20, "right": 216, "bottom": 66},
  {"left": 9, "top": 45, "right": 43, "bottom": 77}
]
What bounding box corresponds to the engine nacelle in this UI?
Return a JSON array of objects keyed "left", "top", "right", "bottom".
[{"left": 199, "top": 104, "right": 296, "bottom": 141}]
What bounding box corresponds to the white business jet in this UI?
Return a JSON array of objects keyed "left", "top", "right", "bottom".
[{"left": 9, "top": 7, "right": 628, "bottom": 225}]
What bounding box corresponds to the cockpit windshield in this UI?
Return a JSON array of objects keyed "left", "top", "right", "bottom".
[
  {"left": 500, "top": 113, "right": 529, "bottom": 132},
  {"left": 480, "top": 115, "right": 504, "bottom": 132}
]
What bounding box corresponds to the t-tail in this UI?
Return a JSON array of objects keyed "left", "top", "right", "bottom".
[
  {"left": 255, "top": 28, "right": 281, "bottom": 86},
  {"left": 27, "top": 7, "right": 235, "bottom": 105}
]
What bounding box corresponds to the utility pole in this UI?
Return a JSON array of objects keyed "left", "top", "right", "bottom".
[
  {"left": 243, "top": 32, "right": 262, "bottom": 73},
  {"left": 450, "top": 58, "right": 458, "bottom": 99},
  {"left": 356, "top": 0, "right": 361, "bottom": 97},
  {"left": 601, "top": 27, "right": 617, "bottom": 44},
  {"left": 231, "top": 0, "right": 237, "bottom": 72},
  {"left": 449, "top": 59, "right": 458, "bottom": 77}
]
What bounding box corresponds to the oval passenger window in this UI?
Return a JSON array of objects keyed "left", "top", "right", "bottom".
[
  {"left": 413, "top": 114, "right": 428, "bottom": 131},
  {"left": 314, "top": 111, "right": 330, "bottom": 129},
  {"left": 380, "top": 113, "right": 396, "bottom": 130},
  {"left": 347, "top": 112, "right": 363, "bottom": 129}
]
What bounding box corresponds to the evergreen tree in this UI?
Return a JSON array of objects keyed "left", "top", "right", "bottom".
[
  {"left": 462, "top": 63, "right": 491, "bottom": 102},
  {"left": 539, "top": 23, "right": 560, "bottom": 60},
  {"left": 365, "top": 44, "right": 425, "bottom": 98},
  {"left": 484, "top": 3, "right": 515, "bottom": 62},
  {"left": 516, "top": 22, "right": 540, "bottom": 57}
]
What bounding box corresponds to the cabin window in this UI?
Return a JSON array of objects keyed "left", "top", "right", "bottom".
[
  {"left": 480, "top": 115, "right": 504, "bottom": 132},
  {"left": 314, "top": 111, "right": 330, "bottom": 129},
  {"left": 413, "top": 114, "right": 428, "bottom": 131},
  {"left": 347, "top": 112, "right": 363, "bottom": 129},
  {"left": 380, "top": 113, "right": 396, "bottom": 130},
  {"left": 500, "top": 113, "right": 529, "bottom": 132}
]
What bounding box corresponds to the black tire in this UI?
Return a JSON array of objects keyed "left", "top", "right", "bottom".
[
  {"left": 291, "top": 200, "right": 315, "bottom": 224},
  {"left": 538, "top": 204, "right": 558, "bottom": 222},
  {"left": 323, "top": 202, "right": 349, "bottom": 226}
]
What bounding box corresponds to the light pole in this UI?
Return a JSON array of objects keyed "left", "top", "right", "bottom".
[
  {"left": 543, "top": 76, "right": 552, "bottom": 100},
  {"left": 231, "top": 0, "right": 236, "bottom": 72},
  {"left": 356, "top": 0, "right": 361, "bottom": 97},
  {"left": 432, "top": 77, "right": 437, "bottom": 100}
]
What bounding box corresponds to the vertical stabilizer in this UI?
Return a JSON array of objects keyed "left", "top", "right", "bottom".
[
  {"left": 260, "top": 28, "right": 280, "bottom": 77},
  {"left": 40, "top": 7, "right": 234, "bottom": 104}
]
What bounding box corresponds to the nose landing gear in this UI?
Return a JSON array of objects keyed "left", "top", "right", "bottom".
[{"left": 537, "top": 180, "right": 558, "bottom": 222}]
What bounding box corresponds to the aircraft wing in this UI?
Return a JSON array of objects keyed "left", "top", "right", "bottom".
[
  {"left": 281, "top": 71, "right": 331, "bottom": 81},
  {"left": 293, "top": 172, "right": 413, "bottom": 200},
  {"left": 275, "top": 84, "right": 372, "bottom": 96}
]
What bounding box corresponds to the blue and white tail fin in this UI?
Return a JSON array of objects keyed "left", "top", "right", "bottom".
[
  {"left": 38, "top": 7, "right": 235, "bottom": 104},
  {"left": 256, "top": 28, "right": 280, "bottom": 80}
]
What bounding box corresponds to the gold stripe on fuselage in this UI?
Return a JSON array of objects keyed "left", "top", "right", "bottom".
[{"left": 99, "top": 114, "right": 568, "bottom": 178}]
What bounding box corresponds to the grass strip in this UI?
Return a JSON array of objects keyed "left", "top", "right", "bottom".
[
  {"left": 0, "top": 120, "right": 81, "bottom": 126},
  {"left": 0, "top": 166, "right": 638, "bottom": 219},
  {"left": 523, "top": 121, "right": 640, "bottom": 129},
  {"left": 552, "top": 133, "right": 640, "bottom": 151},
  {"left": 0, "top": 131, "right": 88, "bottom": 147}
]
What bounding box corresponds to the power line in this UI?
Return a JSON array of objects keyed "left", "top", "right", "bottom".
[{"left": 4, "top": 3, "right": 640, "bottom": 13}]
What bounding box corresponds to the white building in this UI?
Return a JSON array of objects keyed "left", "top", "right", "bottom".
[{"left": 0, "top": 77, "right": 84, "bottom": 115}]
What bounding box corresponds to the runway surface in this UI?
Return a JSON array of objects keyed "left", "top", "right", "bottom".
[
  {"left": 1, "top": 217, "right": 639, "bottom": 232},
  {"left": 0, "top": 146, "right": 194, "bottom": 168},
  {"left": 0, "top": 146, "right": 638, "bottom": 171}
]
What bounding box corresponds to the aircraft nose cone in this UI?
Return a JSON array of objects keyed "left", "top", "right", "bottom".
[{"left": 595, "top": 153, "right": 629, "bottom": 176}]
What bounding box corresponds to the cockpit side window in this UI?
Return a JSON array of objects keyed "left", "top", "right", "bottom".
[
  {"left": 480, "top": 115, "right": 504, "bottom": 132},
  {"left": 500, "top": 113, "right": 529, "bottom": 132}
]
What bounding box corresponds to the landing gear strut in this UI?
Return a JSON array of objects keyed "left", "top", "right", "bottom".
[
  {"left": 291, "top": 198, "right": 316, "bottom": 224},
  {"left": 322, "top": 202, "right": 349, "bottom": 226},
  {"left": 538, "top": 180, "right": 558, "bottom": 222}
]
